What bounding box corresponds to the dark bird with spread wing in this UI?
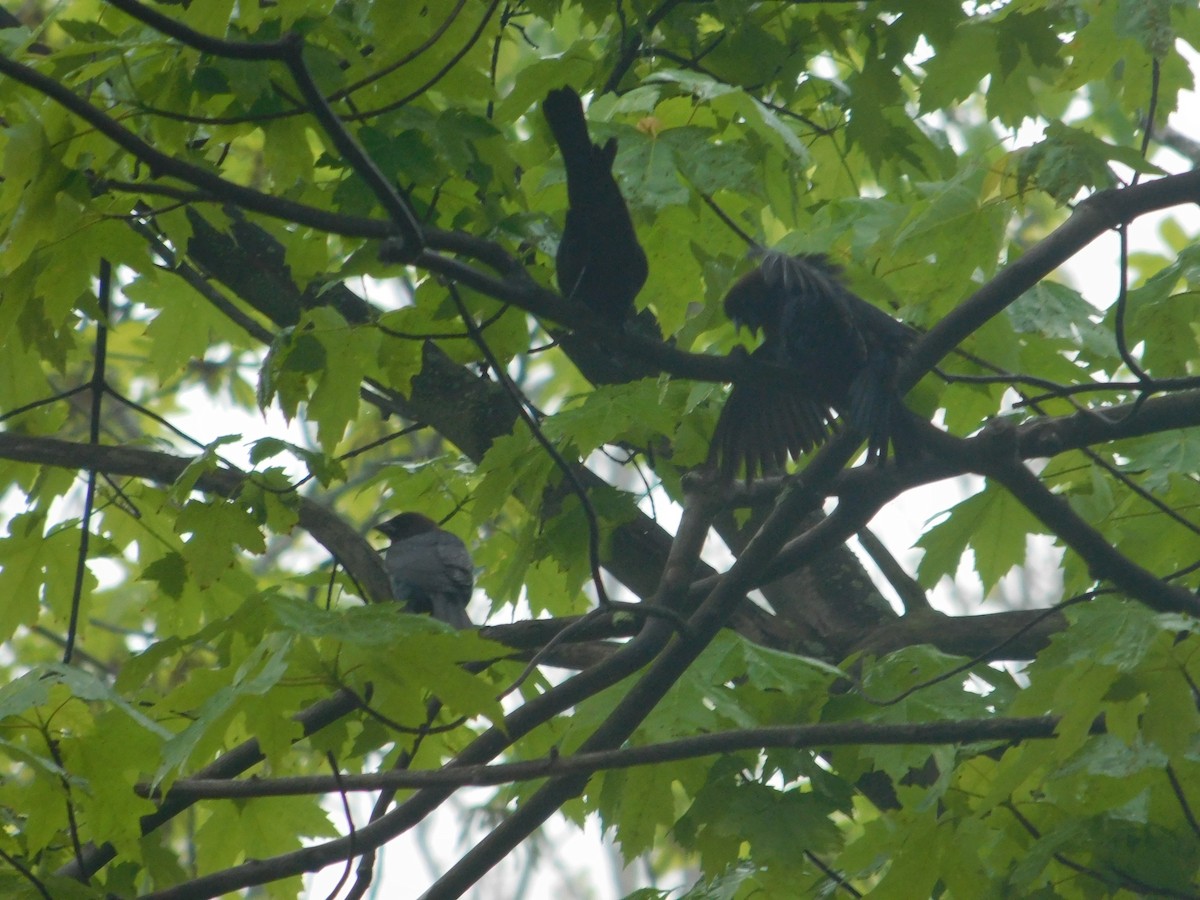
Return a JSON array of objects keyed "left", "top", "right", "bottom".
[{"left": 711, "top": 252, "right": 917, "bottom": 478}]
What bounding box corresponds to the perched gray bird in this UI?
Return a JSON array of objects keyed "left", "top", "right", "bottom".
[{"left": 375, "top": 513, "right": 474, "bottom": 629}]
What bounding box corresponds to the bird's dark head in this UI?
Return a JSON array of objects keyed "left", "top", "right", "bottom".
[
  {"left": 723, "top": 267, "right": 779, "bottom": 336},
  {"left": 376, "top": 512, "right": 438, "bottom": 541}
]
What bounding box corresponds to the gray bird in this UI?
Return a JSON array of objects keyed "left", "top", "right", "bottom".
[{"left": 375, "top": 513, "right": 474, "bottom": 629}]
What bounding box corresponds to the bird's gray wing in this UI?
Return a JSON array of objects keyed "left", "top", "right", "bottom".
[
  {"left": 385, "top": 530, "right": 474, "bottom": 627},
  {"left": 431, "top": 530, "right": 474, "bottom": 603}
]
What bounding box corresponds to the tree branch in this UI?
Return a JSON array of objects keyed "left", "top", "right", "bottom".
[
  {"left": 160, "top": 714, "right": 1098, "bottom": 799},
  {"left": 0, "top": 433, "right": 392, "bottom": 603},
  {"left": 901, "top": 169, "right": 1200, "bottom": 385},
  {"left": 58, "top": 688, "right": 364, "bottom": 880},
  {"left": 983, "top": 440, "right": 1200, "bottom": 616},
  {"left": 420, "top": 489, "right": 721, "bottom": 898}
]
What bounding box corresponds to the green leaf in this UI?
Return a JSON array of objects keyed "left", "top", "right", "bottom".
[
  {"left": 598, "top": 764, "right": 678, "bottom": 860},
  {"left": 1016, "top": 122, "right": 1162, "bottom": 204},
  {"left": 154, "top": 632, "right": 293, "bottom": 785},
  {"left": 176, "top": 498, "right": 267, "bottom": 587},
  {"left": 917, "top": 483, "right": 1047, "bottom": 595},
  {"left": 0, "top": 512, "right": 50, "bottom": 641},
  {"left": 1007, "top": 280, "right": 1117, "bottom": 362},
  {"left": 126, "top": 273, "right": 226, "bottom": 384},
  {"left": 140, "top": 551, "right": 188, "bottom": 599}
]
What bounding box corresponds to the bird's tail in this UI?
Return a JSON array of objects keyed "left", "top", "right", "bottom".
[
  {"left": 543, "top": 87, "right": 610, "bottom": 185},
  {"left": 846, "top": 367, "right": 921, "bottom": 465},
  {"left": 428, "top": 595, "right": 474, "bottom": 630}
]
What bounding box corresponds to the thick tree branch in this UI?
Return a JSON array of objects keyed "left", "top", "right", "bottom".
[
  {"left": 0, "top": 433, "right": 392, "bottom": 604},
  {"left": 983, "top": 444, "right": 1200, "bottom": 616},
  {"left": 0, "top": 54, "right": 393, "bottom": 239},
  {"left": 853, "top": 608, "right": 1066, "bottom": 660},
  {"left": 901, "top": 169, "right": 1200, "bottom": 384},
  {"left": 813, "top": 390, "right": 1200, "bottom": 514},
  {"left": 734, "top": 392, "right": 1200, "bottom": 588},
  {"left": 104, "top": 0, "right": 290, "bottom": 59}
]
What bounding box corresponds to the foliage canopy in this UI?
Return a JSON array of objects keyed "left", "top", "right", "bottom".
[{"left": 1, "top": 0, "right": 1200, "bottom": 897}]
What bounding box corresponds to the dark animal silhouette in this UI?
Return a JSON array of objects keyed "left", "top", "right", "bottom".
[
  {"left": 712, "top": 252, "right": 916, "bottom": 478},
  {"left": 543, "top": 86, "right": 647, "bottom": 323}
]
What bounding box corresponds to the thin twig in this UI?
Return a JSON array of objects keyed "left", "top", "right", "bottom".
[
  {"left": 448, "top": 284, "right": 690, "bottom": 629},
  {"left": 321, "top": 752, "right": 357, "bottom": 900},
  {"left": 65, "top": 259, "right": 111, "bottom": 665}
]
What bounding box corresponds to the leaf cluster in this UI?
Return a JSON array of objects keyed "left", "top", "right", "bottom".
[{"left": 0, "top": 1, "right": 1199, "bottom": 898}]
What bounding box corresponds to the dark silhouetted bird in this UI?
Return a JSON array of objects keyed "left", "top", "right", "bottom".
[
  {"left": 711, "top": 252, "right": 917, "bottom": 478},
  {"left": 543, "top": 86, "right": 647, "bottom": 324},
  {"left": 375, "top": 513, "right": 474, "bottom": 629}
]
